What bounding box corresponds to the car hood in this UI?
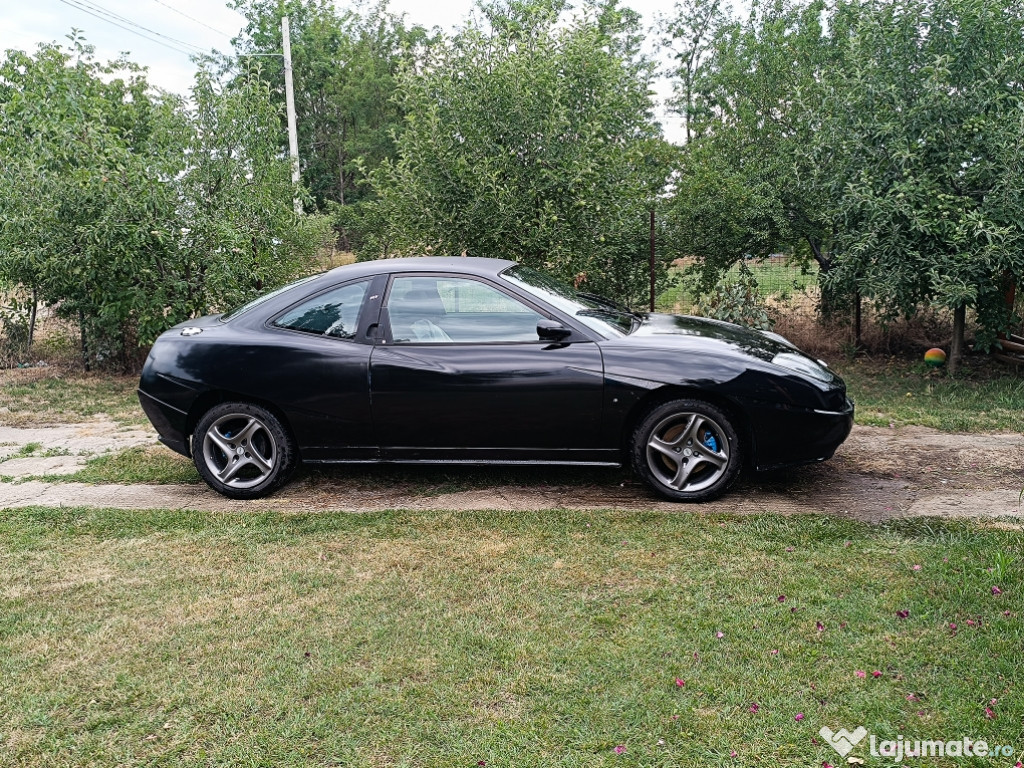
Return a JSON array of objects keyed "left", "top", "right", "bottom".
[
  {"left": 625, "top": 313, "right": 794, "bottom": 362},
  {"left": 599, "top": 313, "right": 844, "bottom": 400}
]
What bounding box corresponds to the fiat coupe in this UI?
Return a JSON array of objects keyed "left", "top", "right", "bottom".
[{"left": 138, "top": 258, "right": 853, "bottom": 501}]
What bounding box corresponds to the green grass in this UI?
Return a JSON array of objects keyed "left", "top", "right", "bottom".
[
  {"left": 63, "top": 446, "right": 200, "bottom": 485},
  {"left": 0, "top": 447, "right": 199, "bottom": 485},
  {"left": 0, "top": 372, "right": 142, "bottom": 427},
  {"left": 839, "top": 358, "right": 1024, "bottom": 432},
  {"left": 0, "top": 509, "right": 1020, "bottom": 767}
]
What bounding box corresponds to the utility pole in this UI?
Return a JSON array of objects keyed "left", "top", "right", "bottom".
[
  {"left": 282, "top": 16, "right": 302, "bottom": 214},
  {"left": 649, "top": 209, "right": 656, "bottom": 312}
]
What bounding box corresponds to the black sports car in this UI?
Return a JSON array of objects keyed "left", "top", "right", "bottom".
[{"left": 138, "top": 257, "right": 853, "bottom": 501}]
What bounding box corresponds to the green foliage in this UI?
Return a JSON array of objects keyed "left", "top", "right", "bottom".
[
  {"left": 363, "top": 0, "right": 674, "bottom": 307},
  {"left": 662, "top": 0, "right": 845, "bottom": 286},
  {"left": 0, "top": 37, "right": 330, "bottom": 370},
  {"left": 0, "top": 287, "right": 32, "bottom": 366},
  {"left": 230, "top": 0, "right": 434, "bottom": 211},
  {"left": 694, "top": 263, "right": 775, "bottom": 329},
  {"left": 666, "top": 0, "right": 1024, "bottom": 337},
  {"left": 159, "top": 63, "right": 332, "bottom": 319},
  {"left": 813, "top": 0, "right": 1024, "bottom": 343}
]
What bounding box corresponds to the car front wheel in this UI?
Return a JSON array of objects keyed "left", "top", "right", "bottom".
[
  {"left": 632, "top": 398, "right": 741, "bottom": 502},
  {"left": 193, "top": 402, "right": 296, "bottom": 499}
]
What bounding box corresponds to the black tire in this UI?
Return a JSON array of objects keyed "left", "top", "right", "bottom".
[
  {"left": 631, "top": 398, "right": 741, "bottom": 502},
  {"left": 193, "top": 402, "right": 296, "bottom": 499}
]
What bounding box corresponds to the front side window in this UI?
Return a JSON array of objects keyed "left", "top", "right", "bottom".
[
  {"left": 273, "top": 280, "right": 370, "bottom": 339},
  {"left": 386, "top": 275, "right": 543, "bottom": 343}
]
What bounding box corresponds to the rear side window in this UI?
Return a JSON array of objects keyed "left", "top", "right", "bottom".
[
  {"left": 273, "top": 280, "right": 370, "bottom": 339},
  {"left": 221, "top": 274, "right": 320, "bottom": 321}
]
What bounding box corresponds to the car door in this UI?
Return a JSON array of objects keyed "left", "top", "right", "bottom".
[
  {"left": 263, "top": 275, "right": 385, "bottom": 461},
  {"left": 369, "top": 272, "right": 612, "bottom": 463}
]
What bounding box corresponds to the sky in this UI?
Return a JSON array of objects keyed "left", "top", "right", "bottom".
[{"left": 2, "top": 0, "right": 687, "bottom": 141}]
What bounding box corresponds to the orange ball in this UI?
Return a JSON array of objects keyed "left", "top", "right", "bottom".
[{"left": 924, "top": 347, "right": 946, "bottom": 366}]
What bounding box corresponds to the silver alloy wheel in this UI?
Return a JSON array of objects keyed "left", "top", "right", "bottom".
[
  {"left": 645, "top": 411, "right": 730, "bottom": 493},
  {"left": 201, "top": 413, "right": 278, "bottom": 490}
]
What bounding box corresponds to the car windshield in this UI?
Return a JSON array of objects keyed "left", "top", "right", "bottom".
[
  {"left": 220, "top": 274, "right": 321, "bottom": 321},
  {"left": 500, "top": 265, "right": 636, "bottom": 338}
]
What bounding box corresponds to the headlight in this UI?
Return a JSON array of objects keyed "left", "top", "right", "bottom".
[{"left": 772, "top": 352, "right": 833, "bottom": 383}]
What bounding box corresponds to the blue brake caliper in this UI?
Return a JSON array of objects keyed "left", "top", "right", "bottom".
[{"left": 701, "top": 430, "right": 719, "bottom": 453}]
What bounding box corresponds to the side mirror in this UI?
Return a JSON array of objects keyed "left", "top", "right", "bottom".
[{"left": 537, "top": 318, "right": 572, "bottom": 342}]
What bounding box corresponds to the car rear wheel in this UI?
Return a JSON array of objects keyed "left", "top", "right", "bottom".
[
  {"left": 193, "top": 402, "right": 296, "bottom": 499},
  {"left": 632, "top": 398, "right": 741, "bottom": 502}
]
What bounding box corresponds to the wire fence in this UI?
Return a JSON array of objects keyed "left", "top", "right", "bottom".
[{"left": 655, "top": 256, "right": 820, "bottom": 314}]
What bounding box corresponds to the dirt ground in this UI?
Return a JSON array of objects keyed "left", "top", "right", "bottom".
[{"left": 0, "top": 419, "right": 1022, "bottom": 523}]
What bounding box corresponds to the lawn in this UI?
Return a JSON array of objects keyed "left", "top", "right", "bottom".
[
  {"left": 837, "top": 358, "right": 1024, "bottom": 433},
  {"left": 0, "top": 371, "right": 141, "bottom": 428},
  {"left": 1, "top": 508, "right": 1020, "bottom": 767}
]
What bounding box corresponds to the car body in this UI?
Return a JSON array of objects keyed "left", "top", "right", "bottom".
[{"left": 138, "top": 257, "right": 854, "bottom": 500}]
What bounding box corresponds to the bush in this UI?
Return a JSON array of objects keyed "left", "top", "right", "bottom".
[{"left": 694, "top": 265, "right": 775, "bottom": 330}]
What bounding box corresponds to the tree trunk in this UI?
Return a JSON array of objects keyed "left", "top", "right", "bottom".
[
  {"left": 79, "top": 310, "right": 90, "bottom": 372},
  {"left": 806, "top": 237, "right": 838, "bottom": 317},
  {"left": 854, "top": 290, "right": 861, "bottom": 351},
  {"left": 949, "top": 304, "right": 966, "bottom": 375},
  {"left": 27, "top": 285, "right": 37, "bottom": 354}
]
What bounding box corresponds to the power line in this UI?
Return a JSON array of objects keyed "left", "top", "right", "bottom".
[
  {"left": 74, "top": 0, "right": 207, "bottom": 52},
  {"left": 57, "top": 0, "right": 209, "bottom": 56},
  {"left": 56, "top": 0, "right": 198, "bottom": 55},
  {"left": 149, "top": 0, "right": 234, "bottom": 39}
]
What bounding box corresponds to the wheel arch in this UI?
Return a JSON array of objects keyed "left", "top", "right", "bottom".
[
  {"left": 186, "top": 390, "right": 299, "bottom": 459},
  {"left": 620, "top": 385, "right": 755, "bottom": 469}
]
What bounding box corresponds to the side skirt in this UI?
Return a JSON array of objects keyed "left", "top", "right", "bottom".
[{"left": 304, "top": 459, "right": 622, "bottom": 467}]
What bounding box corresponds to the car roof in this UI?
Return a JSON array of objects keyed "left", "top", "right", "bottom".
[{"left": 325, "top": 256, "right": 518, "bottom": 280}]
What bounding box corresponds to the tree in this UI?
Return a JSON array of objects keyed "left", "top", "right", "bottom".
[
  {"left": 660, "top": 0, "right": 728, "bottom": 143},
  {"left": 0, "top": 35, "right": 176, "bottom": 366},
  {"left": 662, "top": 0, "right": 853, "bottom": 298},
  {"left": 230, "top": 0, "right": 434, "bottom": 211},
  {"left": 811, "top": 0, "right": 1024, "bottom": 355},
  {"left": 0, "top": 37, "right": 329, "bottom": 369},
  {"left": 363, "top": 0, "right": 673, "bottom": 306},
  {"left": 665, "top": 0, "right": 1024, "bottom": 352}
]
